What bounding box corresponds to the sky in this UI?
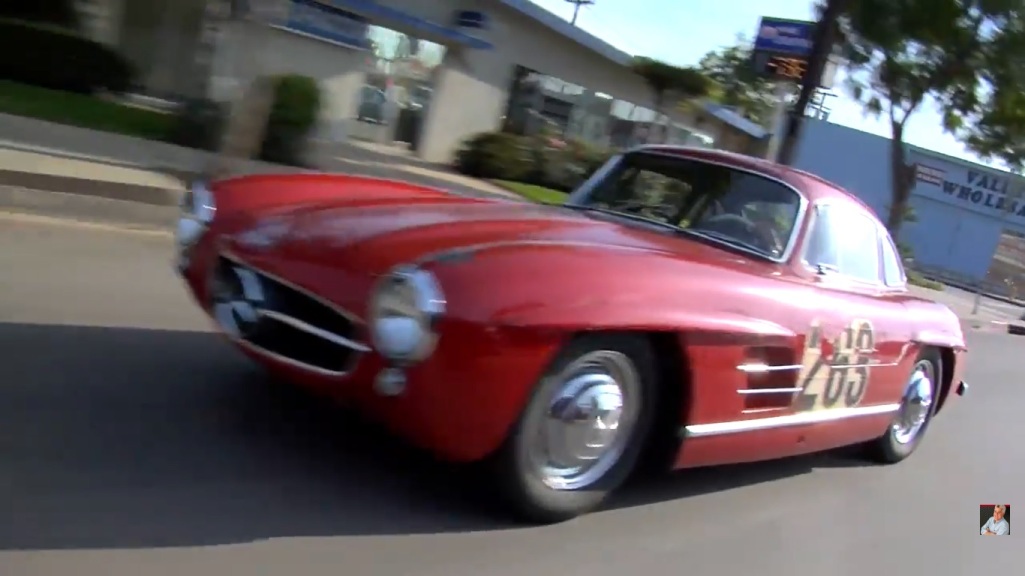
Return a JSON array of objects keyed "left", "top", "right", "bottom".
[{"left": 528, "top": 0, "right": 984, "bottom": 164}]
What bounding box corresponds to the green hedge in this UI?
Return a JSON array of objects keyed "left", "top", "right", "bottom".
[
  {"left": 259, "top": 74, "right": 322, "bottom": 167},
  {"left": 453, "top": 131, "right": 611, "bottom": 193},
  {"left": 0, "top": 18, "right": 134, "bottom": 94}
]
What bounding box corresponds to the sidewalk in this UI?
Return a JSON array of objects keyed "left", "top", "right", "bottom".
[
  {"left": 0, "top": 113, "right": 518, "bottom": 202},
  {"left": 909, "top": 285, "right": 1022, "bottom": 333}
]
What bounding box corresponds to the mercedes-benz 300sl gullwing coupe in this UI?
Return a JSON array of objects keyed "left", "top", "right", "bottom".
[{"left": 174, "top": 146, "right": 969, "bottom": 524}]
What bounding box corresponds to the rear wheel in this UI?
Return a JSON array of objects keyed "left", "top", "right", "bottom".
[
  {"left": 864, "top": 348, "right": 941, "bottom": 463},
  {"left": 491, "top": 334, "right": 659, "bottom": 524}
]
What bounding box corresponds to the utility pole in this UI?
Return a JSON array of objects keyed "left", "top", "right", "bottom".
[
  {"left": 564, "top": 0, "right": 594, "bottom": 26},
  {"left": 776, "top": 0, "right": 851, "bottom": 166}
]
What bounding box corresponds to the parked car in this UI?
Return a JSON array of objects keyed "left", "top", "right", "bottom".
[
  {"left": 174, "top": 146, "right": 969, "bottom": 524},
  {"left": 357, "top": 85, "right": 387, "bottom": 123}
]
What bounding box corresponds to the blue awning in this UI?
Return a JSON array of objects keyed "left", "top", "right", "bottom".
[
  {"left": 700, "top": 102, "right": 769, "bottom": 139},
  {"left": 318, "top": 0, "right": 494, "bottom": 49}
]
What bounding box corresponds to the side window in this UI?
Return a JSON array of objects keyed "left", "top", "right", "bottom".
[
  {"left": 804, "top": 204, "right": 882, "bottom": 283},
  {"left": 880, "top": 232, "right": 906, "bottom": 286},
  {"left": 804, "top": 205, "right": 840, "bottom": 270}
]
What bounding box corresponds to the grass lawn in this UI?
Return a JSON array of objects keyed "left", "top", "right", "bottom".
[
  {"left": 0, "top": 81, "right": 174, "bottom": 141},
  {"left": 491, "top": 179, "right": 568, "bottom": 204}
]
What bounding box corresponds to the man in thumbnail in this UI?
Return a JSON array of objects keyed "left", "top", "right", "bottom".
[{"left": 981, "top": 505, "right": 1010, "bottom": 535}]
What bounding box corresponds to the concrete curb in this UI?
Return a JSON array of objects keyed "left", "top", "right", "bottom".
[
  {"left": 0, "top": 169, "right": 182, "bottom": 206},
  {"left": 960, "top": 318, "right": 1025, "bottom": 336},
  {"left": 0, "top": 185, "right": 178, "bottom": 230}
]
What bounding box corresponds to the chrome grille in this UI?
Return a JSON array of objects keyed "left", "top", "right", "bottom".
[{"left": 211, "top": 254, "right": 367, "bottom": 375}]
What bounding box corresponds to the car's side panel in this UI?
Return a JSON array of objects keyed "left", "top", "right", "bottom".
[
  {"left": 800, "top": 279, "right": 917, "bottom": 434},
  {"left": 673, "top": 276, "right": 920, "bottom": 470}
]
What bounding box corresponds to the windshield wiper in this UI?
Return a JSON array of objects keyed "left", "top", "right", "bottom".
[
  {"left": 562, "top": 204, "right": 682, "bottom": 233},
  {"left": 683, "top": 228, "right": 773, "bottom": 258}
]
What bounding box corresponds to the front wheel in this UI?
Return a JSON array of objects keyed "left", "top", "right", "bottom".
[
  {"left": 863, "top": 348, "right": 942, "bottom": 463},
  {"left": 490, "top": 334, "right": 659, "bottom": 524}
]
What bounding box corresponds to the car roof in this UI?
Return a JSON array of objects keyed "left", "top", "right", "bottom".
[{"left": 633, "top": 145, "right": 876, "bottom": 214}]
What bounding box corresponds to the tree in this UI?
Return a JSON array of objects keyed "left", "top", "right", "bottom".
[
  {"left": 697, "top": 36, "right": 777, "bottom": 125},
  {"left": 776, "top": 0, "right": 852, "bottom": 165},
  {"left": 631, "top": 57, "right": 712, "bottom": 143},
  {"left": 564, "top": 0, "right": 595, "bottom": 26},
  {"left": 835, "top": 0, "right": 989, "bottom": 238},
  {"left": 950, "top": 11, "right": 1025, "bottom": 173}
]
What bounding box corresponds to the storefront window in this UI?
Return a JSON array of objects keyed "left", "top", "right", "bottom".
[
  {"left": 352, "top": 25, "right": 445, "bottom": 149},
  {"left": 499, "top": 67, "right": 715, "bottom": 151}
]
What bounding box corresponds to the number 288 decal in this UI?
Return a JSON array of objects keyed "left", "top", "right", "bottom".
[{"left": 793, "top": 320, "right": 876, "bottom": 412}]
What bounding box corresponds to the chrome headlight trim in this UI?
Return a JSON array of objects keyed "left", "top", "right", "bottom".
[
  {"left": 175, "top": 181, "right": 217, "bottom": 273},
  {"left": 181, "top": 180, "right": 217, "bottom": 224},
  {"left": 368, "top": 265, "right": 446, "bottom": 364}
]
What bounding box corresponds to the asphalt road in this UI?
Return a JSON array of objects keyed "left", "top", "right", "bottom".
[{"left": 1, "top": 212, "right": 1021, "bottom": 575}]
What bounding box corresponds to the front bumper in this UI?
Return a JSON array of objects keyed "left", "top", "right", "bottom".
[{"left": 176, "top": 235, "right": 563, "bottom": 463}]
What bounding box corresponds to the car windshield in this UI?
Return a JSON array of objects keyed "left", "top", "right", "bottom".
[{"left": 570, "top": 152, "right": 803, "bottom": 259}]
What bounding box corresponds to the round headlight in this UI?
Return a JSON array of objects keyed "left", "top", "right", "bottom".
[
  {"left": 175, "top": 181, "right": 217, "bottom": 272},
  {"left": 369, "top": 266, "right": 445, "bottom": 363},
  {"left": 181, "top": 181, "right": 216, "bottom": 225}
]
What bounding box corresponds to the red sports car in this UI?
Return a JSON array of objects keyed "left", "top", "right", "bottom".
[{"left": 175, "top": 146, "right": 968, "bottom": 523}]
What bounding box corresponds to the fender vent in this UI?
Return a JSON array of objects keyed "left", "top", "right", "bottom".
[{"left": 738, "top": 345, "right": 801, "bottom": 411}]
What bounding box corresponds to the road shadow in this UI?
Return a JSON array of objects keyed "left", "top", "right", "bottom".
[{"left": 1, "top": 322, "right": 867, "bottom": 551}]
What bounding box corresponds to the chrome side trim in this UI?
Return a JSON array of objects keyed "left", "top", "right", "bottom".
[
  {"left": 682, "top": 403, "right": 900, "bottom": 438},
  {"left": 258, "top": 309, "right": 371, "bottom": 352},
  {"left": 233, "top": 337, "right": 352, "bottom": 377},
  {"left": 736, "top": 387, "right": 803, "bottom": 395},
  {"left": 221, "top": 249, "right": 366, "bottom": 326},
  {"left": 737, "top": 362, "right": 803, "bottom": 373},
  {"left": 416, "top": 239, "right": 675, "bottom": 267},
  {"left": 737, "top": 359, "right": 897, "bottom": 374}
]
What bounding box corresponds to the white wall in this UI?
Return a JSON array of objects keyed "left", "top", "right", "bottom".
[{"left": 212, "top": 21, "right": 368, "bottom": 142}]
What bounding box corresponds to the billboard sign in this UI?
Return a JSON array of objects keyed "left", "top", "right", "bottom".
[{"left": 753, "top": 17, "right": 815, "bottom": 57}]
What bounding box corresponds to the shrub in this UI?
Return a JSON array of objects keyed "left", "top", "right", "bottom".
[
  {"left": 259, "top": 74, "right": 322, "bottom": 166},
  {"left": 453, "top": 131, "right": 533, "bottom": 181},
  {"left": 906, "top": 270, "right": 945, "bottom": 291},
  {"left": 453, "top": 130, "right": 611, "bottom": 191},
  {"left": 166, "top": 98, "right": 227, "bottom": 151},
  {"left": 0, "top": 18, "right": 134, "bottom": 94}
]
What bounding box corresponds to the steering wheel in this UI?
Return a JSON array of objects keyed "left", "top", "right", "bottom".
[{"left": 691, "top": 213, "right": 773, "bottom": 252}]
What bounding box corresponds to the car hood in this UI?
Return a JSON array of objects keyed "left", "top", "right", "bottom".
[{"left": 224, "top": 197, "right": 774, "bottom": 278}]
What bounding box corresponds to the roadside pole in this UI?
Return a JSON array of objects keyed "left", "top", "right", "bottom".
[
  {"left": 749, "top": 17, "right": 820, "bottom": 163},
  {"left": 764, "top": 82, "right": 790, "bottom": 162}
]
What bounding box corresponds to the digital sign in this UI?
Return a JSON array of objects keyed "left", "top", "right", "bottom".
[
  {"left": 765, "top": 55, "right": 809, "bottom": 81},
  {"left": 752, "top": 51, "right": 810, "bottom": 83}
]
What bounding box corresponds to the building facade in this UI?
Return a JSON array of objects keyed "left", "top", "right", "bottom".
[
  {"left": 75, "top": 0, "right": 767, "bottom": 163},
  {"left": 794, "top": 119, "right": 1025, "bottom": 291}
]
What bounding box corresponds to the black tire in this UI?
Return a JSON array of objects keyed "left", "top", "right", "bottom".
[
  {"left": 490, "top": 333, "right": 659, "bottom": 524},
  {"left": 863, "top": 347, "right": 942, "bottom": 464}
]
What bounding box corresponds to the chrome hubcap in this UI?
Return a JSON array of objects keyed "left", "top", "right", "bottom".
[
  {"left": 530, "top": 350, "right": 641, "bottom": 490},
  {"left": 892, "top": 360, "right": 935, "bottom": 445}
]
